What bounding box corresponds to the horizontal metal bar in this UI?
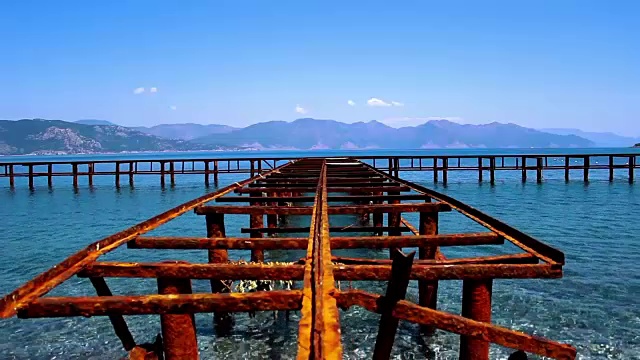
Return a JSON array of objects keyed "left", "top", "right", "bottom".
[
  {"left": 195, "top": 203, "right": 452, "bottom": 215},
  {"left": 234, "top": 186, "right": 411, "bottom": 193},
  {"left": 216, "top": 194, "right": 433, "bottom": 203}
]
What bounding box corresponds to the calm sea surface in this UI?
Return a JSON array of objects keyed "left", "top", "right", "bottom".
[{"left": 0, "top": 149, "right": 638, "bottom": 359}]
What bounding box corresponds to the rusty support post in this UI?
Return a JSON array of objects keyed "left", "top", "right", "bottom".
[
  {"left": 205, "top": 213, "right": 232, "bottom": 335},
  {"left": 583, "top": 156, "right": 589, "bottom": 183},
  {"left": 418, "top": 209, "right": 439, "bottom": 335},
  {"left": 388, "top": 157, "right": 393, "bottom": 176},
  {"left": 459, "top": 279, "right": 493, "bottom": 360},
  {"left": 387, "top": 189, "right": 401, "bottom": 258},
  {"left": 267, "top": 192, "right": 278, "bottom": 229},
  {"left": 609, "top": 156, "right": 614, "bottom": 182},
  {"left": 72, "top": 163, "right": 78, "bottom": 188},
  {"left": 115, "top": 162, "right": 120, "bottom": 188},
  {"left": 442, "top": 158, "right": 448, "bottom": 185},
  {"left": 565, "top": 156, "right": 570, "bottom": 182},
  {"left": 129, "top": 162, "right": 134, "bottom": 187},
  {"left": 478, "top": 157, "right": 483, "bottom": 183},
  {"left": 489, "top": 157, "right": 495, "bottom": 185},
  {"left": 373, "top": 191, "right": 383, "bottom": 236},
  {"left": 160, "top": 162, "right": 165, "bottom": 188},
  {"left": 372, "top": 249, "right": 415, "bottom": 360},
  {"left": 169, "top": 162, "right": 175, "bottom": 187},
  {"left": 9, "top": 164, "right": 14, "bottom": 188},
  {"left": 157, "top": 272, "right": 199, "bottom": 360},
  {"left": 521, "top": 157, "right": 527, "bottom": 182},
  {"left": 250, "top": 160, "right": 255, "bottom": 177},
  {"left": 87, "top": 163, "right": 94, "bottom": 187},
  {"left": 204, "top": 161, "right": 210, "bottom": 187},
  {"left": 395, "top": 158, "right": 400, "bottom": 177},
  {"left": 536, "top": 157, "right": 543, "bottom": 183},
  {"left": 88, "top": 277, "right": 136, "bottom": 351},
  {"left": 629, "top": 156, "right": 635, "bottom": 183},
  {"left": 29, "top": 164, "right": 34, "bottom": 189},
  {"left": 257, "top": 159, "right": 262, "bottom": 174},
  {"left": 433, "top": 157, "right": 438, "bottom": 183},
  {"left": 213, "top": 160, "right": 219, "bottom": 185},
  {"left": 249, "top": 191, "right": 265, "bottom": 262}
]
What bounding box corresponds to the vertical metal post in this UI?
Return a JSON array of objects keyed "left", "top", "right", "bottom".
[
  {"left": 29, "top": 164, "right": 34, "bottom": 190},
  {"left": 609, "top": 156, "right": 614, "bottom": 182},
  {"left": 157, "top": 271, "right": 199, "bottom": 360},
  {"left": 388, "top": 158, "right": 393, "bottom": 175},
  {"left": 521, "top": 157, "right": 527, "bottom": 182},
  {"left": 206, "top": 213, "right": 232, "bottom": 335},
  {"left": 387, "top": 190, "right": 401, "bottom": 258},
  {"left": 160, "top": 162, "right": 166, "bottom": 188},
  {"left": 373, "top": 191, "right": 383, "bottom": 236},
  {"left": 129, "top": 161, "right": 134, "bottom": 187},
  {"left": 72, "top": 163, "right": 78, "bottom": 189},
  {"left": 433, "top": 157, "right": 439, "bottom": 183},
  {"left": 169, "top": 161, "right": 175, "bottom": 186},
  {"left": 565, "top": 156, "right": 570, "bottom": 182},
  {"left": 418, "top": 208, "right": 438, "bottom": 335},
  {"left": 88, "top": 163, "right": 94, "bottom": 187},
  {"left": 213, "top": 160, "right": 219, "bottom": 185},
  {"left": 204, "top": 161, "right": 210, "bottom": 187},
  {"left": 8, "top": 164, "right": 14, "bottom": 188},
  {"left": 442, "top": 158, "right": 448, "bottom": 185},
  {"left": 536, "top": 157, "right": 543, "bottom": 183},
  {"left": 250, "top": 160, "right": 255, "bottom": 177},
  {"left": 115, "top": 162, "right": 120, "bottom": 188},
  {"left": 459, "top": 279, "right": 493, "bottom": 360},
  {"left": 249, "top": 191, "right": 265, "bottom": 262},
  {"left": 629, "top": 156, "right": 635, "bottom": 183},
  {"left": 267, "top": 192, "right": 278, "bottom": 229},
  {"left": 489, "top": 157, "right": 496, "bottom": 185},
  {"left": 583, "top": 156, "right": 589, "bottom": 183},
  {"left": 478, "top": 157, "right": 483, "bottom": 183}
]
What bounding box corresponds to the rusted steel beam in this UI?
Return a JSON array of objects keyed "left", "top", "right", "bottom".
[
  {"left": 333, "top": 263, "right": 561, "bottom": 281},
  {"left": 250, "top": 180, "right": 392, "bottom": 187},
  {"left": 79, "top": 262, "right": 558, "bottom": 281},
  {"left": 0, "top": 162, "right": 295, "bottom": 319},
  {"left": 334, "top": 290, "right": 576, "bottom": 360},
  {"left": 88, "top": 277, "right": 136, "bottom": 351},
  {"left": 128, "top": 233, "right": 502, "bottom": 250},
  {"left": 18, "top": 291, "right": 303, "bottom": 318},
  {"left": 330, "top": 253, "right": 538, "bottom": 265},
  {"left": 80, "top": 262, "right": 304, "bottom": 279},
  {"left": 360, "top": 162, "right": 566, "bottom": 264},
  {"left": 372, "top": 249, "right": 415, "bottom": 359},
  {"left": 195, "top": 203, "right": 452, "bottom": 215},
  {"left": 401, "top": 217, "right": 446, "bottom": 261},
  {"left": 215, "top": 194, "right": 432, "bottom": 202},
  {"left": 419, "top": 209, "right": 439, "bottom": 334},
  {"left": 241, "top": 226, "right": 414, "bottom": 234},
  {"left": 459, "top": 279, "right": 493, "bottom": 360},
  {"left": 157, "top": 274, "right": 199, "bottom": 360},
  {"left": 235, "top": 186, "right": 411, "bottom": 193},
  {"left": 249, "top": 191, "right": 265, "bottom": 262},
  {"left": 206, "top": 212, "right": 232, "bottom": 335}
]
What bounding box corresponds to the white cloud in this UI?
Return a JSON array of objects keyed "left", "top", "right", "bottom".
[
  {"left": 391, "top": 101, "right": 404, "bottom": 107},
  {"left": 133, "top": 87, "right": 145, "bottom": 94},
  {"left": 347, "top": 100, "right": 356, "bottom": 106},
  {"left": 295, "top": 104, "right": 307, "bottom": 114},
  {"left": 169, "top": 105, "right": 177, "bottom": 111},
  {"left": 149, "top": 87, "right": 158, "bottom": 93},
  {"left": 367, "top": 97, "right": 392, "bottom": 107}
]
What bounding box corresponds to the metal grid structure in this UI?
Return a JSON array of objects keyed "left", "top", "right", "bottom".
[{"left": 0, "top": 157, "right": 576, "bottom": 359}]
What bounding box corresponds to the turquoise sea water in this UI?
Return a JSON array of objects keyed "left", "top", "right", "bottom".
[{"left": 0, "top": 149, "right": 639, "bottom": 359}]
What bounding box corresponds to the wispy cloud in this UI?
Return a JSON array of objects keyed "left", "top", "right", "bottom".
[
  {"left": 149, "top": 87, "right": 158, "bottom": 93},
  {"left": 391, "top": 101, "right": 404, "bottom": 107},
  {"left": 367, "top": 97, "right": 392, "bottom": 107},
  {"left": 169, "top": 105, "right": 177, "bottom": 111},
  {"left": 347, "top": 100, "right": 356, "bottom": 106},
  {"left": 133, "top": 87, "right": 145, "bottom": 95},
  {"left": 295, "top": 104, "right": 307, "bottom": 114}
]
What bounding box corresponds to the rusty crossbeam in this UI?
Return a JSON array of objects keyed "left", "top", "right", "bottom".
[{"left": 0, "top": 157, "right": 576, "bottom": 360}]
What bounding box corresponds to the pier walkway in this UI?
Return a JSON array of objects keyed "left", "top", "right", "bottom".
[
  {"left": 0, "top": 152, "right": 638, "bottom": 189},
  {"left": 0, "top": 157, "right": 576, "bottom": 359}
]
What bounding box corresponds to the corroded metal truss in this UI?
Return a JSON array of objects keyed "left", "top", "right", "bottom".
[{"left": 0, "top": 158, "right": 576, "bottom": 359}]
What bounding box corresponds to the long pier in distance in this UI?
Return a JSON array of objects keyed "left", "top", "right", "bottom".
[{"left": 0, "top": 152, "right": 638, "bottom": 189}]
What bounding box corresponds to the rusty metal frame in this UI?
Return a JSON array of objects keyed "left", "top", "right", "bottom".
[{"left": 0, "top": 157, "right": 576, "bottom": 360}]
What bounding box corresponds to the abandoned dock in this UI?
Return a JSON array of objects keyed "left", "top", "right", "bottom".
[
  {"left": 0, "top": 152, "right": 638, "bottom": 189},
  {"left": 0, "top": 157, "right": 576, "bottom": 359}
]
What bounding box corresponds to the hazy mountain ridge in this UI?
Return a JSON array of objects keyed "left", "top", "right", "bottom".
[
  {"left": 195, "top": 118, "right": 594, "bottom": 149},
  {"left": 541, "top": 128, "right": 640, "bottom": 147},
  {"left": 133, "top": 123, "right": 237, "bottom": 140},
  {"left": 0, "top": 119, "right": 228, "bottom": 155}
]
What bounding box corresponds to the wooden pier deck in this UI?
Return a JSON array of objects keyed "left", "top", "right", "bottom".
[
  {"left": 0, "top": 157, "right": 576, "bottom": 359},
  {"left": 0, "top": 152, "right": 638, "bottom": 189}
]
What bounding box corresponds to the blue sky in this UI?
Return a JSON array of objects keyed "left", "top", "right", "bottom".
[{"left": 1, "top": 1, "right": 638, "bottom": 134}]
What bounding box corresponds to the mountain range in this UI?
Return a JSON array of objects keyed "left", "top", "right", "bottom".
[{"left": 1, "top": 117, "right": 635, "bottom": 156}]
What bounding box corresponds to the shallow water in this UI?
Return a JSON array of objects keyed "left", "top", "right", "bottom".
[{"left": 0, "top": 153, "right": 638, "bottom": 359}]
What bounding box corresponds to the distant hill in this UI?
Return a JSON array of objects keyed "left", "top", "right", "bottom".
[
  {"left": 541, "top": 128, "right": 640, "bottom": 147},
  {"left": 75, "top": 119, "right": 119, "bottom": 126},
  {"left": 634, "top": 143, "right": 640, "bottom": 148},
  {"left": 134, "top": 123, "right": 237, "bottom": 140},
  {"left": 194, "top": 118, "right": 594, "bottom": 149},
  {"left": 0, "top": 119, "right": 226, "bottom": 155}
]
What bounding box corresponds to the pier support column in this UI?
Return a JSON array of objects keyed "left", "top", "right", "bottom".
[
  {"left": 206, "top": 213, "right": 232, "bottom": 335},
  {"left": 489, "top": 157, "right": 496, "bottom": 185},
  {"left": 373, "top": 191, "right": 383, "bottom": 236},
  {"left": 72, "top": 163, "right": 79, "bottom": 189},
  {"left": 442, "top": 158, "right": 448, "bottom": 185},
  {"left": 536, "top": 157, "right": 543, "bottom": 183},
  {"left": 419, "top": 207, "right": 439, "bottom": 335},
  {"left": 629, "top": 156, "right": 635, "bottom": 183},
  {"left": 88, "top": 163, "right": 94, "bottom": 187},
  {"left": 565, "top": 156, "right": 570, "bottom": 182},
  {"left": 213, "top": 160, "right": 219, "bottom": 186},
  {"left": 169, "top": 162, "right": 175, "bottom": 187},
  {"left": 115, "top": 162, "right": 120, "bottom": 188},
  {"left": 388, "top": 158, "right": 393, "bottom": 176},
  {"left": 478, "top": 157, "right": 483, "bottom": 183},
  {"left": 129, "top": 162, "right": 135, "bottom": 187},
  {"left": 267, "top": 192, "right": 278, "bottom": 229},
  {"left": 157, "top": 268, "right": 199, "bottom": 360},
  {"left": 249, "top": 191, "right": 265, "bottom": 262},
  {"left": 609, "top": 156, "right": 614, "bottom": 182},
  {"left": 160, "top": 162, "right": 166, "bottom": 188},
  {"left": 583, "top": 156, "right": 590, "bottom": 183},
  {"left": 459, "top": 279, "right": 493, "bottom": 360},
  {"left": 387, "top": 190, "right": 401, "bottom": 258},
  {"left": 9, "top": 165, "right": 14, "bottom": 188},
  {"left": 204, "top": 161, "right": 210, "bottom": 187},
  {"left": 521, "top": 157, "right": 527, "bottom": 182},
  {"left": 433, "top": 158, "right": 439, "bottom": 183},
  {"left": 250, "top": 160, "right": 255, "bottom": 177},
  {"left": 29, "top": 165, "right": 34, "bottom": 190}
]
